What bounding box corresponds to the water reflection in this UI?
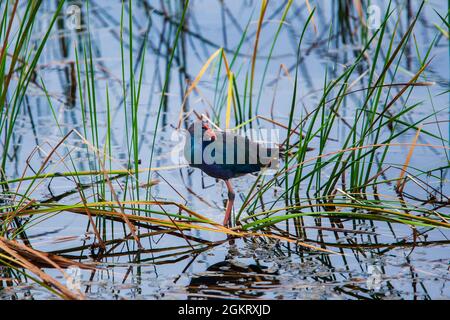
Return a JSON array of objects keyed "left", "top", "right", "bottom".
[
  {"left": 0, "top": 0, "right": 448, "bottom": 300},
  {"left": 187, "top": 260, "right": 279, "bottom": 299}
]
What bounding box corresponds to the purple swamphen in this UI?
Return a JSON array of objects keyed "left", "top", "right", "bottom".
[{"left": 184, "top": 120, "right": 278, "bottom": 226}]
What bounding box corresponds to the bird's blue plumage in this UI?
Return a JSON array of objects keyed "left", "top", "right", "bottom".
[{"left": 184, "top": 123, "right": 276, "bottom": 180}]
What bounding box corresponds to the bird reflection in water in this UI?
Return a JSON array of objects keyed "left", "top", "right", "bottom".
[{"left": 187, "top": 259, "right": 279, "bottom": 299}]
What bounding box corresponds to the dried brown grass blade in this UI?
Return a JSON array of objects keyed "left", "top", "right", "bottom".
[
  {"left": 397, "top": 126, "right": 422, "bottom": 193},
  {"left": 305, "top": 0, "right": 317, "bottom": 33},
  {"left": 0, "top": 237, "right": 91, "bottom": 299}
]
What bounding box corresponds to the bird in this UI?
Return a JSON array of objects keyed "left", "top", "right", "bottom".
[{"left": 183, "top": 120, "right": 278, "bottom": 226}]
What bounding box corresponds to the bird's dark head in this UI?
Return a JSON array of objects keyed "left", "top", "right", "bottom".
[{"left": 187, "top": 120, "right": 216, "bottom": 141}]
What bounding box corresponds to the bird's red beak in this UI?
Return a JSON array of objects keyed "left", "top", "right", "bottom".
[{"left": 202, "top": 123, "right": 216, "bottom": 141}]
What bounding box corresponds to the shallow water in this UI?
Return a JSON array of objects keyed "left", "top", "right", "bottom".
[{"left": 1, "top": 1, "right": 449, "bottom": 299}]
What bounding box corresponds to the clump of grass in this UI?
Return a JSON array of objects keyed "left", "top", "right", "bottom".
[
  {"left": 0, "top": 1, "right": 65, "bottom": 181},
  {"left": 0, "top": 236, "right": 93, "bottom": 300},
  {"left": 235, "top": 1, "right": 449, "bottom": 236}
]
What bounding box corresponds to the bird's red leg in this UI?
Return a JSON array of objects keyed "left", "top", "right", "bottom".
[{"left": 223, "top": 180, "right": 235, "bottom": 226}]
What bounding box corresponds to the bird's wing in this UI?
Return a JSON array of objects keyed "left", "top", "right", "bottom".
[{"left": 216, "top": 130, "right": 278, "bottom": 167}]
